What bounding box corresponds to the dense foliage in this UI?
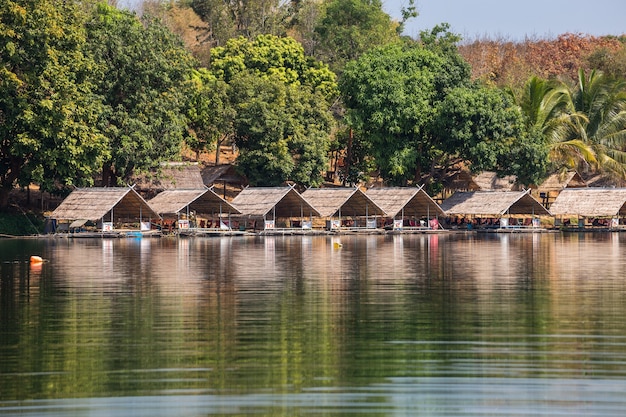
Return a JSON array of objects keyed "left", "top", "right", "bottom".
[
  {"left": 0, "top": 0, "right": 108, "bottom": 208},
  {"left": 86, "top": 4, "right": 196, "bottom": 186},
  {"left": 207, "top": 34, "right": 337, "bottom": 187},
  {"left": 2, "top": 0, "right": 626, "bottom": 211}
]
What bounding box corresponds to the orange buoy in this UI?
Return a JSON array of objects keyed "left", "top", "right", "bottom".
[{"left": 30, "top": 255, "right": 43, "bottom": 264}]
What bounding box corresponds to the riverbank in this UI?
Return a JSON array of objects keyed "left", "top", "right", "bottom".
[{"left": 0, "top": 211, "right": 44, "bottom": 236}]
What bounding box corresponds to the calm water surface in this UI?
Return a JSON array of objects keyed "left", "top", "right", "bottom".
[{"left": 1, "top": 233, "right": 626, "bottom": 416}]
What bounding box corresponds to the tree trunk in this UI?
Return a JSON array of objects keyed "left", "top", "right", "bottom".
[
  {"left": 101, "top": 163, "right": 118, "bottom": 187},
  {"left": 344, "top": 129, "right": 353, "bottom": 186},
  {"left": 102, "top": 163, "right": 112, "bottom": 187},
  {"left": 0, "top": 186, "right": 11, "bottom": 211},
  {"left": 0, "top": 159, "right": 21, "bottom": 210}
]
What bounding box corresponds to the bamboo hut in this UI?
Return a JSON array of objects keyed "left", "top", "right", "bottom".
[
  {"left": 49, "top": 187, "right": 160, "bottom": 234},
  {"left": 231, "top": 186, "right": 320, "bottom": 231},
  {"left": 301, "top": 187, "right": 386, "bottom": 230},
  {"left": 530, "top": 171, "right": 587, "bottom": 209},
  {"left": 366, "top": 186, "right": 445, "bottom": 230},
  {"left": 473, "top": 171, "right": 520, "bottom": 191},
  {"left": 201, "top": 164, "right": 248, "bottom": 200},
  {"left": 440, "top": 190, "right": 550, "bottom": 229},
  {"left": 148, "top": 188, "right": 240, "bottom": 233},
  {"left": 549, "top": 188, "right": 626, "bottom": 228},
  {"left": 132, "top": 162, "right": 205, "bottom": 199},
  {"left": 439, "top": 170, "right": 518, "bottom": 202},
  {"left": 440, "top": 168, "right": 480, "bottom": 201}
]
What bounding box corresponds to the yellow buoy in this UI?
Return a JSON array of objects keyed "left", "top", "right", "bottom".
[
  {"left": 333, "top": 242, "right": 342, "bottom": 249},
  {"left": 30, "top": 255, "right": 43, "bottom": 264}
]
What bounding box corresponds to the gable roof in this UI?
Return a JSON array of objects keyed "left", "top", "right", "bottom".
[
  {"left": 301, "top": 187, "right": 386, "bottom": 218},
  {"left": 231, "top": 186, "right": 320, "bottom": 217},
  {"left": 535, "top": 171, "right": 587, "bottom": 192},
  {"left": 50, "top": 187, "right": 160, "bottom": 221},
  {"left": 549, "top": 188, "right": 626, "bottom": 217},
  {"left": 133, "top": 162, "right": 205, "bottom": 193},
  {"left": 148, "top": 189, "right": 240, "bottom": 216},
  {"left": 201, "top": 164, "right": 247, "bottom": 186},
  {"left": 440, "top": 191, "right": 550, "bottom": 216},
  {"left": 473, "top": 171, "right": 518, "bottom": 191},
  {"left": 366, "top": 186, "right": 445, "bottom": 218},
  {"left": 443, "top": 169, "right": 481, "bottom": 191}
]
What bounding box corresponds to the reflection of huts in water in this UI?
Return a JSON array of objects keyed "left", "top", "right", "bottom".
[
  {"left": 549, "top": 188, "right": 626, "bottom": 229},
  {"left": 48, "top": 187, "right": 160, "bottom": 235},
  {"left": 301, "top": 187, "right": 386, "bottom": 231},
  {"left": 440, "top": 190, "right": 550, "bottom": 230},
  {"left": 530, "top": 171, "right": 587, "bottom": 209},
  {"left": 366, "top": 186, "right": 445, "bottom": 230},
  {"left": 231, "top": 186, "right": 320, "bottom": 232},
  {"left": 132, "top": 162, "right": 206, "bottom": 200},
  {"left": 147, "top": 188, "right": 241, "bottom": 235}
]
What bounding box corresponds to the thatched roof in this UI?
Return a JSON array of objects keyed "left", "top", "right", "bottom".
[
  {"left": 535, "top": 171, "right": 587, "bottom": 192},
  {"left": 301, "top": 187, "right": 386, "bottom": 218},
  {"left": 231, "top": 186, "right": 320, "bottom": 218},
  {"left": 366, "top": 186, "right": 445, "bottom": 218},
  {"left": 201, "top": 164, "right": 247, "bottom": 186},
  {"left": 443, "top": 169, "right": 480, "bottom": 191},
  {"left": 50, "top": 187, "right": 160, "bottom": 221},
  {"left": 549, "top": 188, "right": 626, "bottom": 217},
  {"left": 473, "top": 171, "right": 518, "bottom": 191},
  {"left": 582, "top": 173, "right": 626, "bottom": 188},
  {"left": 148, "top": 189, "right": 240, "bottom": 216},
  {"left": 133, "top": 162, "right": 205, "bottom": 195},
  {"left": 440, "top": 191, "right": 550, "bottom": 216}
]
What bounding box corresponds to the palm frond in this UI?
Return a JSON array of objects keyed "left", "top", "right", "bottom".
[{"left": 549, "top": 139, "right": 597, "bottom": 168}]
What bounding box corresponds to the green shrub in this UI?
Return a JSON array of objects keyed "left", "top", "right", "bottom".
[{"left": 0, "top": 212, "right": 44, "bottom": 236}]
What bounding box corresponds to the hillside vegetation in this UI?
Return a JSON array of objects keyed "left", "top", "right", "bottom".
[{"left": 2, "top": 0, "right": 626, "bottom": 213}]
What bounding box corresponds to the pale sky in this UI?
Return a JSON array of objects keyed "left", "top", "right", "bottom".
[{"left": 383, "top": 0, "right": 626, "bottom": 41}]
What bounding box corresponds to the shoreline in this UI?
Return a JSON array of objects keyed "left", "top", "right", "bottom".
[{"left": 7, "top": 227, "right": 624, "bottom": 239}]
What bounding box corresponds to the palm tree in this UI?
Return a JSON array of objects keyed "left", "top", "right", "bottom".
[
  {"left": 569, "top": 69, "right": 626, "bottom": 181},
  {"left": 512, "top": 75, "right": 596, "bottom": 173}
]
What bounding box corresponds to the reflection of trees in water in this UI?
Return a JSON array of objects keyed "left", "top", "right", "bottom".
[{"left": 3, "top": 234, "right": 626, "bottom": 402}]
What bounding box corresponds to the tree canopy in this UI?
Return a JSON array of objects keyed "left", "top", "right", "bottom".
[
  {"left": 314, "top": 0, "right": 401, "bottom": 74},
  {"left": 436, "top": 85, "right": 549, "bottom": 186},
  {"left": 3, "top": 0, "right": 626, "bottom": 212},
  {"left": 206, "top": 34, "right": 337, "bottom": 186},
  {"left": 85, "top": 3, "right": 196, "bottom": 186},
  {"left": 340, "top": 27, "right": 552, "bottom": 189},
  {"left": 0, "top": 0, "right": 108, "bottom": 208},
  {"left": 340, "top": 30, "right": 475, "bottom": 186}
]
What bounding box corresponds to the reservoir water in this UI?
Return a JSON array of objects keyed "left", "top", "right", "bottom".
[{"left": 1, "top": 233, "right": 626, "bottom": 416}]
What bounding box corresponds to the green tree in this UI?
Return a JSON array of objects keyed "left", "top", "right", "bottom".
[
  {"left": 85, "top": 4, "right": 196, "bottom": 186},
  {"left": 340, "top": 38, "right": 469, "bottom": 185},
  {"left": 230, "top": 72, "right": 333, "bottom": 187},
  {"left": 339, "top": 26, "right": 473, "bottom": 186},
  {"left": 187, "top": 68, "right": 235, "bottom": 164},
  {"left": 419, "top": 24, "right": 471, "bottom": 101},
  {"left": 210, "top": 34, "right": 337, "bottom": 99},
  {"left": 190, "top": 0, "right": 289, "bottom": 47},
  {"left": 314, "top": 0, "right": 400, "bottom": 74},
  {"left": 436, "top": 86, "right": 549, "bottom": 186},
  {"left": 570, "top": 69, "right": 626, "bottom": 180},
  {"left": 586, "top": 40, "right": 626, "bottom": 80},
  {"left": 208, "top": 34, "right": 337, "bottom": 186},
  {"left": 0, "top": 0, "right": 108, "bottom": 209},
  {"left": 511, "top": 75, "right": 595, "bottom": 175}
]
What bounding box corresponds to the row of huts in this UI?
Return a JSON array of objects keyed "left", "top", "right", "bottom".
[{"left": 47, "top": 183, "right": 626, "bottom": 235}]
